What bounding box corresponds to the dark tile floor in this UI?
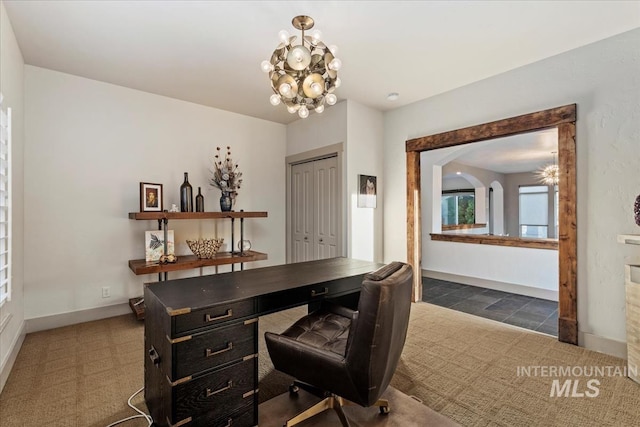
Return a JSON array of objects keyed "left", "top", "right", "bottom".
[{"left": 422, "top": 277, "right": 558, "bottom": 336}]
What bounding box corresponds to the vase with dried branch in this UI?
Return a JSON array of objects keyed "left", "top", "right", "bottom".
[{"left": 210, "top": 146, "right": 242, "bottom": 212}]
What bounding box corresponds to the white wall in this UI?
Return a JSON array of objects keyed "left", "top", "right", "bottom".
[
  {"left": 384, "top": 28, "right": 640, "bottom": 350},
  {"left": 24, "top": 66, "right": 286, "bottom": 321},
  {"left": 421, "top": 149, "right": 558, "bottom": 295},
  {"left": 286, "top": 100, "right": 384, "bottom": 263},
  {"left": 346, "top": 100, "right": 384, "bottom": 263},
  {"left": 0, "top": 0, "right": 25, "bottom": 391},
  {"left": 286, "top": 101, "right": 347, "bottom": 157},
  {"left": 286, "top": 101, "right": 348, "bottom": 260}
]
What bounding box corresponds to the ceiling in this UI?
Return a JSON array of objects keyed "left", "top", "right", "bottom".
[
  {"left": 445, "top": 128, "right": 559, "bottom": 175},
  {"left": 4, "top": 1, "right": 640, "bottom": 125}
]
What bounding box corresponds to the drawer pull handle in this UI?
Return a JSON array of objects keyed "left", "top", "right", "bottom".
[
  {"left": 206, "top": 342, "right": 233, "bottom": 357},
  {"left": 206, "top": 381, "right": 233, "bottom": 397},
  {"left": 205, "top": 309, "right": 233, "bottom": 322},
  {"left": 311, "top": 288, "right": 328, "bottom": 297}
]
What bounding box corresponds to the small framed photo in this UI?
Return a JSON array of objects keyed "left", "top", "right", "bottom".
[
  {"left": 358, "top": 174, "right": 377, "bottom": 208},
  {"left": 140, "top": 182, "right": 163, "bottom": 212}
]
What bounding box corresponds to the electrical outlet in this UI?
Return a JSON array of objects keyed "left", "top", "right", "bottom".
[{"left": 102, "top": 286, "right": 110, "bottom": 298}]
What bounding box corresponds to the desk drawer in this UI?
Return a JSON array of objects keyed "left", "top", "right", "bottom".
[
  {"left": 188, "top": 401, "right": 256, "bottom": 427},
  {"left": 258, "top": 277, "right": 362, "bottom": 314},
  {"left": 171, "top": 320, "right": 256, "bottom": 380},
  {"left": 174, "top": 299, "right": 256, "bottom": 335},
  {"left": 171, "top": 357, "right": 256, "bottom": 425}
]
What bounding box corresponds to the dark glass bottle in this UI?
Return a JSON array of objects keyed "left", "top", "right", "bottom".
[
  {"left": 195, "top": 187, "right": 204, "bottom": 212},
  {"left": 180, "top": 172, "right": 193, "bottom": 212}
]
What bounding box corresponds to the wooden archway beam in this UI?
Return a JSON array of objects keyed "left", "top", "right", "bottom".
[{"left": 405, "top": 104, "right": 577, "bottom": 345}]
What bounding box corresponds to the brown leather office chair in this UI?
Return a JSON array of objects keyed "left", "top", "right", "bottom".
[{"left": 264, "top": 261, "right": 413, "bottom": 427}]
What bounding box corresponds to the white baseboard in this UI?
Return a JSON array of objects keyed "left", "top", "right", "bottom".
[
  {"left": 0, "top": 319, "right": 26, "bottom": 393},
  {"left": 422, "top": 269, "right": 559, "bottom": 301},
  {"left": 579, "top": 331, "right": 627, "bottom": 360},
  {"left": 26, "top": 302, "right": 131, "bottom": 333}
]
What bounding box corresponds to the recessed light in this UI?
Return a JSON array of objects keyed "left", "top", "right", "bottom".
[
  {"left": 456, "top": 171, "right": 462, "bottom": 175},
  {"left": 386, "top": 92, "right": 399, "bottom": 102}
]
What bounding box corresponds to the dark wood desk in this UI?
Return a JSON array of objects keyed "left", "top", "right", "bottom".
[{"left": 144, "top": 258, "right": 381, "bottom": 427}]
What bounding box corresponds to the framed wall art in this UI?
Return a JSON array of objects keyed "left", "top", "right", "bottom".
[
  {"left": 145, "top": 230, "right": 175, "bottom": 262},
  {"left": 140, "top": 182, "right": 163, "bottom": 212},
  {"left": 357, "top": 174, "right": 377, "bottom": 208}
]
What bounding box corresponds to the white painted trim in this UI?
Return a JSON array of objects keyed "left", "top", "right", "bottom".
[
  {"left": 422, "top": 269, "right": 559, "bottom": 301},
  {"left": 285, "top": 142, "right": 344, "bottom": 165},
  {"left": 26, "top": 302, "right": 131, "bottom": 333},
  {"left": 0, "top": 318, "right": 25, "bottom": 393},
  {"left": 579, "top": 331, "right": 627, "bottom": 360},
  {"left": 0, "top": 312, "right": 12, "bottom": 334}
]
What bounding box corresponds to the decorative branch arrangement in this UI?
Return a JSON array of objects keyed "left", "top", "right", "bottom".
[{"left": 210, "top": 146, "right": 243, "bottom": 205}]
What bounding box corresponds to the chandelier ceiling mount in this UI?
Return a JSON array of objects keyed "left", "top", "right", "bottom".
[
  {"left": 261, "top": 15, "right": 341, "bottom": 119},
  {"left": 291, "top": 15, "right": 314, "bottom": 32}
]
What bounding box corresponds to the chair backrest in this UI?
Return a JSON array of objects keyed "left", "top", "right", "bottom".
[{"left": 344, "top": 261, "right": 413, "bottom": 406}]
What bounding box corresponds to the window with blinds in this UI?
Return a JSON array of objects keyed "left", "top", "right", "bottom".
[
  {"left": 0, "top": 94, "right": 11, "bottom": 306},
  {"left": 519, "top": 185, "right": 548, "bottom": 238}
]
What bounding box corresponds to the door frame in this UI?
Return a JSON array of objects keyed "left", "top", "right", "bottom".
[
  {"left": 405, "top": 104, "right": 577, "bottom": 344},
  {"left": 286, "top": 143, "right": 345, "bottom": 263}
]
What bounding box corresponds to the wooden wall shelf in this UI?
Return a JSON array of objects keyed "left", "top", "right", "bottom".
[
  {"left": 128, "top": 210, "right": 269, "bottom": 320},
  {"left": 129, "top": 211, "right": 267, "bottom": 220},
  {"left": 129, "top": 251, "right": 268, "bottom": 275}
]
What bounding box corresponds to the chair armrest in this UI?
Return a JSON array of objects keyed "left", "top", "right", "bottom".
[{"left": 320, "top": 300, "right": 357, "bottom": 320}]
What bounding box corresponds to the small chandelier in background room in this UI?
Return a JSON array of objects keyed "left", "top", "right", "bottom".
[
  {"left": 261, "top": 15, "right": 341, "bottom": 119},
  {"left": 538, "top": 151, "right": 559, "bottom": 185}
]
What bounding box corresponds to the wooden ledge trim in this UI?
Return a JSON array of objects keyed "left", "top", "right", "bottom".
[
  {"left": 430, "top": 233, "right": 558, "bottom": 250},
  {"left": 442, "top": 223, "right": 487, "bottom": 231}
]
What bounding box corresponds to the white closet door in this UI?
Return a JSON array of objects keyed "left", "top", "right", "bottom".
[
  {"left": 291, "top": 161, "right": 314, "bottom": 262},
  {"left": 290, "top": 155, "right": 339, "bottom": 262},
  {"left": 313, "top": 156, "right": 338, "bottom": 259}
]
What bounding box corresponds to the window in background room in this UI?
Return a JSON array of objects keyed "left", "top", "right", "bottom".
[
  {"left": 441, "top": 190, "right": 475, "bottom": 225},
  {"left": 519, "top": 185, "right": 548, "bottom": 238},
  {"left": 0, "top": 94, "right": 11, "bottom": 306}
]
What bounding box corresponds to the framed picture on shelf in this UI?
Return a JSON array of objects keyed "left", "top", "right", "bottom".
[
  {"left": 357, "top": 174, "right": 377, "bottom": 208},
  {"left": 140, "top": 182, "right": 163, "bottom": 212},
  {"left": 145, "top": 230, "right": 175, "bottom": 262}
]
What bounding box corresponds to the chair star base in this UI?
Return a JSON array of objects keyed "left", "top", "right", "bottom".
[{"left": 283, "top": 381, "right": 390, "bottom": 427}]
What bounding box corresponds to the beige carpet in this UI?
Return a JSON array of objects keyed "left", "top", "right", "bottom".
[{"left": 1, "top": 303, "right": 639, "bottom": 426}]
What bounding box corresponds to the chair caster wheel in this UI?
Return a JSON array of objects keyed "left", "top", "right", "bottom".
[
  {"left": 379, "top": 405, "right": 390, "bottom": 415},
  {"left": 289, "top": 384, "right": 299, "bottom": 394}
]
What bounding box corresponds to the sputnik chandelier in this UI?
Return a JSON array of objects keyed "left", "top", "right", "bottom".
[
  {"left": 261, "top": 15, "right": 341, "bottom": 119},
  {"left": 538, "top": 151, "right": 559, "bottom": 185}
]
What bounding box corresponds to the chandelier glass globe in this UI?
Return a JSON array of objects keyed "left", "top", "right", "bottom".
[
  {"left": 538, "top": 152, "right": 560, "bottom": 185},
  {"left": 261, "top": 15, "right": 341, "bottom": 119}
]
